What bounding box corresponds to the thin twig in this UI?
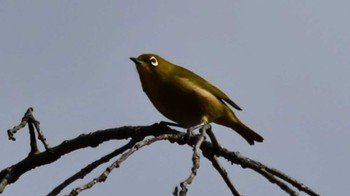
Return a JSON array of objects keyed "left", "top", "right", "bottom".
[
  {"left": 27, "top": 120, "right": 39, "bottom": 154},
  {"left": 7, "top": 107, "right": 50, "bottom": 151},
  {"left": 7, "top": 107, "right": 33, "bottom": 141},
  {"left": 259, "top": 168, "right": 298, "bottom": 196},
  {"left": 264, "top": 167, "right": 319, "bottom": 196},
  {"left": 210, "top": 146, "right": 307, "bottom": 196},
  {"left": 209, "top": 155, "right": 241, "bottom": 196},
  {"left": 47, "top": 139, "right": 137, "bottom": 196},
  {"left": 68, "top": 134, "right": 182, "bottom": 196},
  {"left": 206, "top": 126, "right": 221, "bottom": 149},
  {"left": 31, "top": 117, "right": 50, "bottom": 150},
  {"left": 177, "top": 124, "right": 208, "bottom": 196}
]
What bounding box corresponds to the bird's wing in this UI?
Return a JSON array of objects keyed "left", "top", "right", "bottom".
[
  {"left": 203, "top": 81, "right": 243, "bottom": 111},
  {"left": 175, "top": 65, "right": 242, "bottom": 111}
]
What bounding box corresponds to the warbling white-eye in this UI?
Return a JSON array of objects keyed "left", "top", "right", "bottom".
[{"left": 130, "top": 54, "right": 263, "bottom": 145}]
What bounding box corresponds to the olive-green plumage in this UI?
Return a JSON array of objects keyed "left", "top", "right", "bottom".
[{"left": 130, "top": 53, "right": 263, "bottom": 145}]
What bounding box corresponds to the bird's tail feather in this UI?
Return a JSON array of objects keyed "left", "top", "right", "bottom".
[{"left": 230, "top": 121, "right": 264, "bottom": 145}]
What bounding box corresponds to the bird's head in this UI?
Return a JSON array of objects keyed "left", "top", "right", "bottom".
[{"left": 130, "top": 54, "right": 173, "bottom": 78}]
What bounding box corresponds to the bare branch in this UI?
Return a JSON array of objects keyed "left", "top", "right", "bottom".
[
  {"left": 47, "top": 139, "right": 138, "bottom": 196},
  {"left": 209, "top": 155, "right": 241, "bottom": 196},
  {"left": 31, "top": 116, "right": 50, "bottom": 151},
  {"left": 27, "top": 118, "right": 39, "bottom": 154},
  {"left": 6, "top": 107, "right": 50, "bottom": 153},
  {"left": 7, "top": 107, "right": 33, "bottom": 141},
  {"left": 264, "top": 167, "right": 319, "bottom": 196},
  {"left": 206, "top": 127, "right": 221, "bottom": 149},
  {"left": 259, "top": 168, "right": 299, "bottom": 196},
  {"left": 200, "top": 144, "right": 319, "bottom": 196},
  {"left": 176, "top": 124, "right": 208, "bottom": 196},
  {"left": 69, "top": 134, "right": 183, "bottom": 196},
  {"left": 0, "top": 123, "right": 183, "bottom": 194},
  {"left": 2, "top": 109, "right": 319, "bottom": 196}
]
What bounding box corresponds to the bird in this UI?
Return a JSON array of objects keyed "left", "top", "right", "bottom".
[{"left": 130, "top": 53, "right": 263, "bottom": 145}]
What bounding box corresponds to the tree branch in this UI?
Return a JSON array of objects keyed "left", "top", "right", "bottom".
[
  {"left": 208, "top": 155, "right": 241, "bottom": 196},
  {"left": 264, "top": 167, "right": 318, "bottom": 196},
  {"left": 69, "top": 133, "right": 183, "bottom": 196},
  {"left": 47, "top": 139, "right": 138, "bottom": 196},
  {"left": 176, "top": 124, "right": 207, "bottom": 196},
  {"left": 2, "top": 109, "right": 320, "bottom": 196},
  {"left": 200, "top": 143, "right": 319, "bottom": 196},
  {"left": 7, "top": 107, "right": 50, "bottom": 153},
  {"left": 0, "top": 123, "right": 183, "bottom": 194}
]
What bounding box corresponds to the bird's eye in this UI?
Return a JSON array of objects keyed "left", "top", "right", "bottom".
[{"left": 149, "top": 56, "right": 158, "bottom": 66}]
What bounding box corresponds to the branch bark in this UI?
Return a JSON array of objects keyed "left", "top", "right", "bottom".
[
  {"left": 1, "top": 123, "right": 180, "bottom": 194},
  {"left": 2, "top": 109, "right": 320, "bottom": 196}
]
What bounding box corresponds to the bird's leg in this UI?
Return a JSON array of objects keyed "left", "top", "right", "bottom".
[
  {"left": 189, "top": 123, "right": 221, "bottom": 149},
  {"left": 187, "top": 122, "right": 205, "bottom": 137},
  {"left": 187, "top": 119, "right": 213, "bottom": 137}
]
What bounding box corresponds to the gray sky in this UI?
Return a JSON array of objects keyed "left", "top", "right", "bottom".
[{"left": 1, "top": 1, "right": 349, "bottom": 195}]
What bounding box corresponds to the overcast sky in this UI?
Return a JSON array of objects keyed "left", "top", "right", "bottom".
[{"left": 1, "top": 1, "right": 349, "bottom": 196}]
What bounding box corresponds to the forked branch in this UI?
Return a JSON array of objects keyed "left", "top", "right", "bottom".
[{"left": 1, "top": 108, "right": 319, "bottom": 196}]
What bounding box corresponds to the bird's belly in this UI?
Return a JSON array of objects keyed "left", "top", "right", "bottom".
[
  {"left": 154, "top": 95, "right": 203, "bottom": 127},
  {"left": 145, "top": 81, "right": 226, "bottom": 128}
]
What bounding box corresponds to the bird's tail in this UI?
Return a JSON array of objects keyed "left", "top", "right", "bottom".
[
  {"left": 230, "top": 120, "right": 264, "bottom": 145},
  {"left": 216, "top": 112, "right": 264, "bottom": 145}
]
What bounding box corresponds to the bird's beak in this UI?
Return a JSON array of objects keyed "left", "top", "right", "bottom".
[{"left": 130, "top": 57, "right": 142, "bottom": 64}]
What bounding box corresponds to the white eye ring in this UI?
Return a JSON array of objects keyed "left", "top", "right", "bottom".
[{"left": 150, "top": 56, "right": 158, "bottom": 66}]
